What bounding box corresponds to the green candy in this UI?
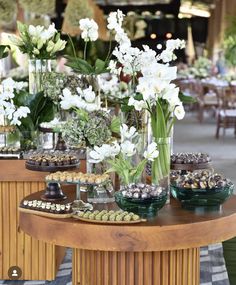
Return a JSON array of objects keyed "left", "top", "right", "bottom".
[
  {"left": 89, "top": 213, "right": 95, "bottom": 220},
  {"left": 124, "top": 215, "right": 132, "bottom": 221},
  {"left": 95, "top": 214, "right": 102, "bottom": 221},
  {"left": 115, "top": 214, "right": 123, "bottom": 221},
  {"left": 132, "top": 214, "right": 140, "bottom": 221},
  {"left": 109, "top": 214, "right": 116, "bottom": 221},
  {"left": 83, "top": 211, "right": 91, "bottom": 218},
  {"left": 102, "top": 214, "right": 109, "bottom": 221}
]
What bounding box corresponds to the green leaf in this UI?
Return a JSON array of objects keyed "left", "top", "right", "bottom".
[
  {"left": 0, "top": 45, "right": 10, "bottom": 59},
  {"left": 15, "top": 91, "right": 56, "bottom": 131},
  {"left": 130, "top": 159, "right": 147, "bottom": 183},
  {"left": 94, "top": 59, "right": 107, "bottom": 74},
  {"left": 65, "top": 56, "right": 94, "bottom": 74},
  {"left": 179, "top": 92, "right": 197, "bottom": 104},
  {"left": 110, "top": 116, "right": 121, "bottom": 134}
]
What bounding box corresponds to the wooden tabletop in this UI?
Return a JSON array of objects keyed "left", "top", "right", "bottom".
[
  {"left": 19, "top": 189, "right": 236, "bottom": 252},
  {"left": 0, "top": 159, "right": 86, "bottom": 182}
]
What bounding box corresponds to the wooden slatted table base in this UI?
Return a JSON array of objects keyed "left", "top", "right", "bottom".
[{"left": 72, "top": 248, "right": 200, "bottom": 285}]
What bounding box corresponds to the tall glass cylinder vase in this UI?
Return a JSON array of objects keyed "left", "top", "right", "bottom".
[
  {"left": 151, "top": 137, "right": 171, "bottom": 203},
  {"left": 28, "top": 59, "right": 51, "bottom": 94}
]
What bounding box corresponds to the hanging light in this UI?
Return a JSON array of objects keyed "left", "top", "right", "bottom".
[
  {"left": 166, "top": 32, "right": 172, "bottom": 39},
  {"left": 150, "top": 33, "right": 157, "bottom": 39}
]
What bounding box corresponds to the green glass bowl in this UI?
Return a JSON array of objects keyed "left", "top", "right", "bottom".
[
  {"left": 114, "top": 191, "right": 167, "bottom": 218},
  {"left": 171, "top": 183, "right": 234, "bottom": 208}
]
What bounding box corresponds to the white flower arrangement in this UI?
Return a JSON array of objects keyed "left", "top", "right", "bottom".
[
  {"left": 60, "top": 85, "right": 100, "bottom": 112},
  {"left": 98, "top": 73, "right": 129, "bottom": 103},
  {"left": 9, "top": 22, "right": 66, "bottom": 59},
  {"left": 0, "top": 78, "right": 30, "bottom": 126},
  {"left": 89, "top": 124, "right": 159, "bottom": 185}
]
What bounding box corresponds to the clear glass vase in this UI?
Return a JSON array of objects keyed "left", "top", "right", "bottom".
[
  {"left": 86, "top": 147, "right": 115, "bottom": 203},
  {"left": 28, "top": 59, "right": 51, "bottom": 94},
  {"left": 151, "top": 137, "right": 171, "bottom": 203},
  {"left": 19, "top": 130, "right": 39, "bottom": 151}
]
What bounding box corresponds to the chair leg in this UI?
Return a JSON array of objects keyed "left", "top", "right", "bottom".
[
  {"left": 215, "top": 116, "right": 220, "bottom": 139},
  {"left": 198, "top": 107, "right": 203, "bottom": 123}
]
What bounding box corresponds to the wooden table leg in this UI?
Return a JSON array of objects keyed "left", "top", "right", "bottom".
[{"left": 73, "top": 248, "right": 200, "bottom": 285}]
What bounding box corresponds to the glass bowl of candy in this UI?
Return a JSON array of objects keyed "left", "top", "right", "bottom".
[
  {"left": 114, "top": 183, "right": 167, "bottom": 218},
  {"left": 170, "top": 171, "right": 234, "bottom": 209}
]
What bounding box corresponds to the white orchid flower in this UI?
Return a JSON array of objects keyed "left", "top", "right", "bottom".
[
  {"left": 159, "top": 49, "right": 176, "bottom": 63},
  {"left": 166, "top": 39, "right": 185, "bottom": 51},
  {"left": 79, "top": 18, "right": 98, "bottom": 42},
  {"left": 107, "top": 10, "right": 124, "bottom": 30},
  {"left": 60, "top": 88, "right": 78, "bottom": 110},
  {"left": 83, "top": 87, "right": 96, "bottom": 103},
  {"left": 144, "top": 142, "right": 159, "bottom": 161}
]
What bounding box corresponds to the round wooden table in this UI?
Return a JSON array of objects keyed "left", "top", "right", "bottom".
[{"left": 19, "top": 189, "right": 236, "bottom": 285}]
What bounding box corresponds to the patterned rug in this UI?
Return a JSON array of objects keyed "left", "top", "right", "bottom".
[{"left": 0, "top": 244, "right": 229, "bottom": 285}]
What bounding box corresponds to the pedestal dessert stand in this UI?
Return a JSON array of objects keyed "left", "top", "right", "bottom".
[{"left": 25, "top": 159, "right": 80, "bottom": 201}]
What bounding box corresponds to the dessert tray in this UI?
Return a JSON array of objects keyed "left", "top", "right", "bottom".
[
  {"left": 19, "top": 199, "right": 146, "bottom": 224},
  {"left": 25, "top": 153, "right": 80, "bottom": 172},
  {"left": 73, "top": 210, "right": 146, "bottom": 224},
  {"left": 0, "top": 146, "right": 22, "bottom": 159},
  {"left": 171, "top": 152, "right": 211, "bottom": 171},
  {"left": 19, "top": 200, "right": 73, "bottom": 218},
  {"left": 45, "top": 171, "right": 110, "bottom": 186}
]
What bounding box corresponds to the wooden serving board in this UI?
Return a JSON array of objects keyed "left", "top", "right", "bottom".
[
  {"left": 19, "top": 207, "right": 73, "bottom": 219},
  {"left": 73, "top": 215, "right": 146, "bottom": 224}
]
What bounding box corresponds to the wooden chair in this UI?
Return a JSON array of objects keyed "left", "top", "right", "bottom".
[
  {"left": 215, "top": 86, "right": 236, "bottom": 138},
  {"left": 197, "top": 82, "right": 222, "bottom": 123}
]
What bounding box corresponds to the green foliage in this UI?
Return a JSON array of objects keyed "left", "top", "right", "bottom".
[
  {"left": 14, "top": 91, "right": 56, "bottom": 133},
  {"left": 106, "top": 155, "right": 147, "bottom": 185},
  {"left": 65, "top": 55, "right": 108, "bottom": 75},
  {"left": 0, "top": 45, "right": 10, "bottom": 59},
  {"left": 224, "top": 36, "right": 236, "bottom": 67},
  {"left": 224, "top": 16, "right": 236, "bottom": 67},
  {"left": 110, "top": 116, "right": 121, "bottom": 134},
  {"left": 61, "top": 110, "right": 116, "bottom": 148},
  {"left": 179, "top": 92, "right": 197, "bottom": 104}
]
